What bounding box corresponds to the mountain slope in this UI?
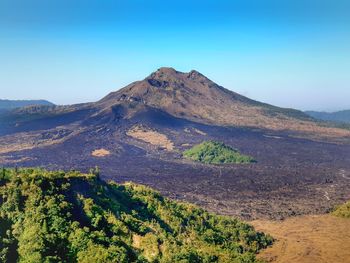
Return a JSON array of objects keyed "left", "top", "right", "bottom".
[
  {"left": 97, "top": 68, "right": 309, "bottom": 126},
  {"left": 306, "top": 110, "right": 350, "bottom": 124},
  {"left": 1, "top": 68, "right": 349, "bottom": 140},
  {"left": 90, "top": 67, "right": 349, "bottom": 139},
  {"left": 0, "top": 168, "right": 272, "bottom": 262},
  {"left": 0, "top": 103, "right": 95, "bottom": 136}
]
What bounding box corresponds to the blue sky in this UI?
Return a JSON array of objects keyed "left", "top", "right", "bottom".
[{"left": 0, "top": 0, "right": 349, "bottom": 111}]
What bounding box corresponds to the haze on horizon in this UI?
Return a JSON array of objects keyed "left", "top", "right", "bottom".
[{"left": 0, "top": 0, "right": 349, "bottom": 112}]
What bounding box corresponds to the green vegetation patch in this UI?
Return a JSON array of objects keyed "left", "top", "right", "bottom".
[
  {"left": 332, "top": 201, "right": 350, "bottom": 218},
  {"left": 183, "top": 141, "right": 255, "bottom": 164},
  {"left": 0, "top": 168, "right": 272, "bottom": 263}
]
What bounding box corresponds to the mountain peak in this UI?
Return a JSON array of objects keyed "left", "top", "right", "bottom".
[
  {"left": 97, "top": 67, "right": 320, "bottom": 132},
  {"left": 148, "top": 67, "right": 206, "bottom": 79},
  {"left": 156, "top": 67, "right": 178, "bottom": 74},
  {"left": 148, "top": 67, "right": 179, "bottom": 80},
  {"left": 145, "top": 67, "right": 210, "bottom": 88},
  {"left": 187, "top": 69, "right": 203, "bottom": 78}
]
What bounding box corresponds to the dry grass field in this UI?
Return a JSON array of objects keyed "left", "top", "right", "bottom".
[
  {"left": 91, "top": 148, "right": 111, "bottom": 157},
  {"left": 252, "top": 215, "right": 350, "bottom": 263},
  {"left": 127, "top": 125, "right": 174, "bottom": 151}
]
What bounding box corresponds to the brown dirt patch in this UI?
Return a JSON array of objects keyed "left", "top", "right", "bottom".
[
  {"left": 91, "top": 148, "right": 110, "bottom": 157},
  {"left": 251, "top": 215, "right": 350, "bottom": 263},
  {"left": 127, "top": 126, "right": 174, "bottom": 151},
  {"left": 132, "top": 234, "right": 142, "bottom": 249}
]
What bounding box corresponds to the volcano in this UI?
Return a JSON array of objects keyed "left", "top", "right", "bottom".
[{"left": 1, "top": 67, "right": 350, "bottom": 220}]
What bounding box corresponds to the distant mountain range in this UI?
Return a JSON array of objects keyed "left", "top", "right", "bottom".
[
  {"left": 305, "top": 110, "right": 350, "bottom": 124},
  {"left": 0, "top": 99, "right": 54, "bottom": 111}
]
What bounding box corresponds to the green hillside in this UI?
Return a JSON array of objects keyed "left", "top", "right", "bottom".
[
  {"left": 332, "top": 201, "right": 350, "bottom": 218},
  {"left": 0, "top": 168, "right": 272, "bottom": 263},
  {"left": 0, "top": 99, "right": 54, "bottom": 110},
  {"left": 183, "top": 141, "right": 255, "bottom": 164}
]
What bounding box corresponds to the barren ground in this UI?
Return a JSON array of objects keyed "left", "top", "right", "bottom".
[
  {"left": 126, "top": 125, "right": 174, "bottom": 151},
  {"left": 91, "top": 148, "right": 111, "bottom": 157},
  {"left": 1, "top": 121, "right": 350, "bottom": 220},
  {"left": 252, "top": 215, "right": 350, "bottom": 263}
]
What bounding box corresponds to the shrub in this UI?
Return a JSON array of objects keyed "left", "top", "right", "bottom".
[
  {"left": 183, "top": 141, "right": 255, "bottom": 164},
  {"left": 332, "top": 201, "right": 350, "bottom": 218}
]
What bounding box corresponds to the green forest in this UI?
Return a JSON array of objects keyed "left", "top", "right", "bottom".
[
  {"left": 0, "top": 168, "right": 272, "bottom": 263},
  {"left": 183, "top": 141, "right": 255, "bottom": 165}
]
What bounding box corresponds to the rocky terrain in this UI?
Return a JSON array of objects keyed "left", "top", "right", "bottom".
[{"left": 0, "top": 67, "right": 350, "bottom": 220}]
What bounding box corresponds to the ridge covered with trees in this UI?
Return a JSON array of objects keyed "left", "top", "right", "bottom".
[
  {"left": 183, "top": 141, "right": 255, "bottom": 165},
  {"left": 0, "top": 168, "right": 272, "bottom": 263}
]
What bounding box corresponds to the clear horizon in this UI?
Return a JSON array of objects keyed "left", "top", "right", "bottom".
[{"left": 1, "top": 0, "right": 349, "bottom": 112}]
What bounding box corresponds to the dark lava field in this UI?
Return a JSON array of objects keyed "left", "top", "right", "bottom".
[{"left": 3, "top": 119, "right": 350, "bottom": 220}]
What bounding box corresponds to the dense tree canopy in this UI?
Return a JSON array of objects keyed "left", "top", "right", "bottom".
[
  {"left": 0, "top": 168, "right": 272, "bottom": 262},
  {"left": 183, "top": 141, "right": 255, "bottom": 164}
]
